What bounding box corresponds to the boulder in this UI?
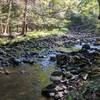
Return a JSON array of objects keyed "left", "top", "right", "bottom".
[
  {"left": 50, "top": 71, "right": 62, "bottom": 82},
  {"left": 82, "top": 44, "right": 90, "bottom": 50},
  {"left": 54, "top": 91, "right": 64, "bottom": 100},
  {"left": 50, "top": 56, "right": 56, "bottom": 61},
  {"left": 62, "top": 71, "right": 73, "bottom": 79},
  {"left": 64, "top": 41, "right": 75, "bottom": 48},
  {"left": 10, "top": 57, "right": 23, "bottom": 65},
  {"left": 10, "top": 56, "right": 34, "bottom": 65},
  {"left": 54, "top": 84, "right": 67, "bottom": 92},
  {"left": 56, "top": 54, "right": 70, "bottom": 66},
  {"left": 42, "top": 83, "right": 67, "bottom": 99},
  {"left": 94, "top": 38, "right": 100, "bottom": 45},
  {"left": 23, "top": 58, "right": 34, "bottom": 64},
  {"left": 41, "top": 84, "right": 56, "bottom": 97},
  {"left": 0, "top": 49, "right": 6, "bottom": 55},
  {"left": 54, "top": 84, "right": 68, "bottom": 99}
]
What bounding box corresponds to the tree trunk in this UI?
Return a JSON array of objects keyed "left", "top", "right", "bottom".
[
  {"left": 4, "top": 0, "right": 12, "bottom": 36},
  {"left": 17, "top": 25, "right": 19, "bottom": 32},
  {"left": 98, "top": 0, "right": 100, "bottom": 19},
  {"left": 0, "top": 19, "right": 3, "bottom": 34},
  {"left": 21, "top": 0, "right": 28, "bottom": 35}
]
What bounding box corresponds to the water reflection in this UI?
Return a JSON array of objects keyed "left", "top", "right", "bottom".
[{"left": 0, "top": 64, "right": 55, "bottom": 100}]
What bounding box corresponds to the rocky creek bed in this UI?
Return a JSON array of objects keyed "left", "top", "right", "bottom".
[
  {"left": 0, "top": 33, "right": 100, "bottom": 100},
  {"left": 0, "top": 49, "right": 57, "bottom": 100},
  {"left": 0, "top": 33, "right": 100, "bottom": 68},
  {"left": 42, "top": 44, "right": 100, "bottom": 100}
]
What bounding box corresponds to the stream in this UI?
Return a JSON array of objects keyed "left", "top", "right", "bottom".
[
  {"left": 0, "top": 49, "right": 58, "bottom": 100},
  {"left": 0, "top": 44, "right": 100, "bottom": 100}
]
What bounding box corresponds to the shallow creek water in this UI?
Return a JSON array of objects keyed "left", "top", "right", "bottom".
[
  {"left": 0, "top": 49, "right": 58, "bottom": 100},
  {"left": 0, "top": 45, "right": 99, "bottom": 100}
]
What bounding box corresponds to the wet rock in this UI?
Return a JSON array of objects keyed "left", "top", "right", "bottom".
[
  {"left": 54, "top": 84, "right": 67, "bottom": 92},
  {"left": 87, "top": 49, "right": 96, "bottom": 54},
  {"left": 54, "top": 84, "right": 68, "bottom": 100},
  {"left": 79, "top": 73, "right": 88, "bottom": 80},
  {"left": 0, "top": 67, "right": 10, "bottom": 75},
  {"left": 38, "top": 55, "right": 45, "bottom": 58},
  {"left": 42, "top": 84, "right": 56, "bottom": 97},
  {"left": 50, "top": 56, "right": 56, "bottom": 61},
  {"left": 54, "top": 91, "right": 64, "bottom": 100},
  {"left": 10, "top": 57, "right": 23, "bottom": 65},
  {"left": 20, "top": 70, "right": 26, "bottom": 74},
  {"left": 89, "top": 50, "right": 100, "bottom": 56},
  {"left": 23, "top": 58, "right": 34, "bottom": 64},
  {"left": 10, "top": 56, "right": 34, "bottom": 65},
  {"left": 0, "top": 49, "right": 6, "bottom": 55},
  {"left": 95, "top": 89, "right": 100, "bottom": 97},
  {"left": 62, "top": 71, "right": 73, "bottom": 79},
  {"left": 60, "top": 65, "right": 68, "bottom": 71},
  {"left": 29, "top": 52, "right": 38, "bottom": 56},
  {"left": 42, "top": 83, "right": 68, "bottom": 99},
  {"left": 64, "top": 41, "right": 75, "bottom": 48},
  {"left": 0, "top": 70, "right": 5, "bottom": 74},
  {"left": 50, "top": 71, "right": 62, "bottom": 82},
  {"left": 70, "top": 70, "right": 79, "bottom": 75},
  {"left": 56, "top": 54, "right": 70, "bottom": 66},
  {"left": 82, "top": 44, "right": 90, "bottom": 50},
  {"left": 94, "top": 38, "right": 100, "bottom": 45},
  {"left": 67, "top": 86, "right": 76, "bottom": 91},
  {"left": 4, "top": 70, "right": 10, "bottom": 75},
  {"left": 0, "top": 67, "right": 3, "bottom": 70}
]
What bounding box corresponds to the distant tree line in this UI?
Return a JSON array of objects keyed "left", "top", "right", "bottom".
[{"left": 0, "top": 0, "right": 100, "bottom": 36}]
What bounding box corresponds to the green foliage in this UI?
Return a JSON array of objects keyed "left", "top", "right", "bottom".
[
  {"left": 66, "top": 95, "right": 73, "bottom": 100},
  {"left": 60, "top": 28, "right": 69, "bottom": 32},
  {"left": 0, "top": 29, "right": 64, "bottom": 45},
  {"left": 1, "top": 3, "right": 20, "bottom": 18},
  {"left": 0, "top": 0, "right": 99, "bottom": 33},
  {"left": 78, "top": 0, "right": 91, "bottom": 7},
  {"left": 64, "top": 0, "right": 100, "bottom": 33},
  {"left": 65, "top": 78, "right": 100, "bottom": 100}
]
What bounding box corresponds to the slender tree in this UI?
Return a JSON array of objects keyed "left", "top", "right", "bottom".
[
  {"left": 3, "top": 0, "right": 12, "bottom": 36},
  {"left": 98, "top": 0, "right": 100, "bottom": 19},
  {"left": 21, "top": 0, "right": 28, "bottom": 35},
  {"left": 0, "top": 19, "right": 3, "bottom": 34}
]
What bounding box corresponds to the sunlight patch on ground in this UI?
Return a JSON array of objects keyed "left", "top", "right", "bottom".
[{"left": 0, "top": 29, "right": 65, "bottom": 45}]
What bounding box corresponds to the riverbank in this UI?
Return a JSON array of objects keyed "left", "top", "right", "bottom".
[{"left": 0, "top": 30, "right": 99, "bottom": 68}]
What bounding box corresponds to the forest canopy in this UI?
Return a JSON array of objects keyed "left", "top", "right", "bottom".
[{"left": 0, "top": 0, "right": 100, "bottom": 35}]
